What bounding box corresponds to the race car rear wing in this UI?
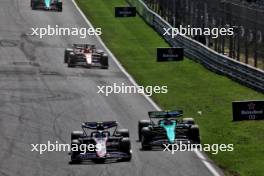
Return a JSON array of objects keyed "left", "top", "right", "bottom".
[
  {"left": 82, "top": 121, "right": 118, "bottom": 130},
  {"left": 73, "top": 44, "right": 95, "bottom": 49},
  {"left": 148, "top": 110, "right": 183, "bottom": 118}
]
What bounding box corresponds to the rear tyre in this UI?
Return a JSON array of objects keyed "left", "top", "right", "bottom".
[
  {"left": 70, "top": 160, "right": 81, "bottom": 164},
  {"left": 141, "top": 127, "right": 152, "bottom": 150},
  {"left": 182, "top": 118, "right": 195, "bottom": 125},
  {"left": 120, "top": 138, "right": 132, "bottom": 161},
  {"left": 96, "top": 49, "right": 104, "bottom": 54},
  {"left": 120, "top": 154, "right": 132, "bottom": 162},
  {"left": 189, "top": 125, "right": 200, "bottom": 144},
  {"left": 70, "top": 139, "right": 81, "bottom": 164},
  {"left": 120, "top": 138, "right": 131, "bottom": 152},
  {"left": 31, "top": 0, "right": 36, "bottom": 10},
  {"left": 100, "top": 54, "right": 108, "bottom": 69},
  {"left": 64, "top": 49, "right": 73, "bottom": 63},
  {"left": 141, "top": 135, "right": 152, "bottom": 150},
  {"left": 138, "top": 120, "right": 151, "bottom": 141},
  {"left": 57, "top": 2, "right": 63, "bottom": 12},
  {"left": 93, "top": 158, "right": 106, "bottom": 163},
  {"left": 68, "top": 57, "right": 75, "bottom": 68}
]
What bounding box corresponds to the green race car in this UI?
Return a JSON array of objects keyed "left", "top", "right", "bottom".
[
  {"left": 31, "top": 0, "right": 62, "bottom": 12},
  {"left": 138, "top": 110, "right": 201, "bottom": 150}
]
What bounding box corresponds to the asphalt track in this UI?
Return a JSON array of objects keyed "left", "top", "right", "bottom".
[{"left": 0, "top": 0, "right": 224, "bottom": 175}]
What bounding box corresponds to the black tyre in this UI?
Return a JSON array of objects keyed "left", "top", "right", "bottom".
[
  {"left": 71, "top": 131, "right": 83, "bottom": 140},
  {"left": 189, "top": 125, "right": 200, "bottom": 144},
  {"left": 70, "top": 159, "right": 81, "bottom": 164},
  {"left": 182, "top": 118, "right": 195, "bottom": 125},
  {"left": 116, "top": 129, "right": 129, "bottom": 137},
  {"left": 100, "top": 54, "right": 108, "bottom": 69},
  {"left": 64, "top": 49, "right": 73, "bottom": 63},
  {"left": 138, "top": 120, "right": 151, "bottom": 141},
  {"left": 120, "top": 154, "right": 132, "bottom": 162},
  {"left": 96, "top": 49, "right": 104, "bottom": 55},
  {"left": 141, "top": 136, "right": 152, "bottom": 150},
  {"left": 71, "top": 139, "right": 81, "bottom": 152},
  {"left": 68, "top": 57, "right": 75, "bottom": 67},
  {"left": 141, "top": 127, "right": 152, "bottom": 150},
  {"left": 31, "top": 0, "right": 36, "bottom": 9},
  {"left": 57, "top": 2, "right": 62, "bottom": 12},
  {"left": 70, "top": 139, "right": 81, "bottom": 164},
  {"left": 118, "top": 138, "right": 132, "bottom": 161},
  {"left": 92, "top": 158, "right": 106, "bottom": 163},
  {"left": 120, "top": 137, "right": 131, "bottom": 153}
]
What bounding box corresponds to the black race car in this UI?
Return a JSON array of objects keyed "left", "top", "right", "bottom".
[
  {"left": 138, "top": 110, "right": 200, "bottom": 150},
  {"left": 70, "top": 121, "right": 132, "bottom": 163},
  {"left": 64, "top": 44, "right": 108, "bottom": 69},
  {"left": 31, "top": 0, "right": 62, "bottom": 11}
]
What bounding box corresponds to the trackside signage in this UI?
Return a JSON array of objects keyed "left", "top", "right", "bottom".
[
  {"left": 115, "top": 7, "right": 136, "bottom": 17},
  {"left": 232, "top": 100, "right": 264, "bottom": 121},
  {"left": 157, "top": 47, "right": 184, "bottom": 62}
]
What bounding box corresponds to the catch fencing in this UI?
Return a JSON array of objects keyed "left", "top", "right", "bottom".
[{"left": 126, "top": 0, "right": 264, "bottom": 93}]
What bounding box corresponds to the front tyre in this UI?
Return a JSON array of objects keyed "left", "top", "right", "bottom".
[{"left": 138, "top": 120, "right": 151, "bottom": 141}]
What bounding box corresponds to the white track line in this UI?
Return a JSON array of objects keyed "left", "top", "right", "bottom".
[{"left": 71, "top": 1, "right": 222, "bottom": 175}]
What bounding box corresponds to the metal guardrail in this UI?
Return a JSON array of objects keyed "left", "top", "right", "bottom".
[{"left": 126, "top": 0, "right": 264, "bottom": 93}]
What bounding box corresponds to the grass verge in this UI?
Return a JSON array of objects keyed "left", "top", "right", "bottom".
[{"left": 76, "top": 0, "right": 264, "bottom": 175}]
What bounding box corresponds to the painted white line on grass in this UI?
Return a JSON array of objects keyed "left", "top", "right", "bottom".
[{"left": 71, "top": 1, "right": 223, "bottom": 175}]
